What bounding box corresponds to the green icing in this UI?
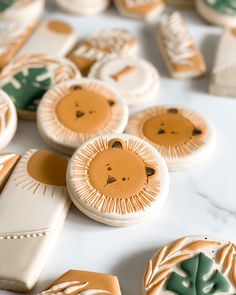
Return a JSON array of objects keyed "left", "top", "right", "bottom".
[
  {"left": 0, "top": 0, "right": 15, "bottom": 12},
  {"left": 166, "top": 252, "right": 230, "bottom": 295},
  {"left": 2, "top": 67, "right": 52, "bottom": 112},
  {"left": 204, "top": 0, "right": 236, "bottom": 16}
]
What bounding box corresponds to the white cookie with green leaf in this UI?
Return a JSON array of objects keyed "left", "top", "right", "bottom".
[{"left": 143, "top": 235, "right": 236, "bottom": 295}]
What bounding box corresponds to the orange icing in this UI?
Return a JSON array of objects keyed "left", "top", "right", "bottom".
[
  {"left": 88, "top": 148, "right": 147, "bottom": 199},
  {"left": 47, "top": 20, "right": 73, "bottom": 35},
  {"left": 27, "top": 150, "right": 67, "bottom": 186},
  {"left": 56, "top": 89, "right": 112, "bottom": 133},
  {"left": 143, "top": 113, "right": 194, "bottom": 146}
]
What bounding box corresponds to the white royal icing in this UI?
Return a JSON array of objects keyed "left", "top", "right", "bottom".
[
  {"left": 0, "top": 21, "right": 33, "bottom": 55},
  {"left": 160, "top": 12, "right": 197, "bottom": 65},
  {"left": 39, "top": 281, "right": 112, "bottom": 295}
]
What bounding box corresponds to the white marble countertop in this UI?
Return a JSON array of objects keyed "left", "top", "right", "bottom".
[{"left": 2, "top": 1, "right": 236, "bottom": 295}]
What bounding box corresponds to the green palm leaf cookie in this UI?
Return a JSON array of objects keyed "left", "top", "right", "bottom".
[
  {"left": 3, "top": 67, "right": 52, "bottom": 112},
  {"left": 204, "top": 0, "right": 236, "bottom": 16}
]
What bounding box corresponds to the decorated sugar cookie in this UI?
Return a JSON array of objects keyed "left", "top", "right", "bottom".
[
  {"left": 0, "top": 90, "right": 17, "bottom": 150},
  {"left": 67, "top": 134, "right": 169, "bottom": 226},
  {"left": 143, "top": 235, "right": 236, "bottom": 295},
  {"left": 126, "top": 106, "right": 215, "bottom": 171},
  {"left": 0, "top": 149, "right": 71, "bottom": 292},
  {"left": 114, "top": 0, "right": 165, "bottom": 21},
  {"left": 210, "top": 28, "right": 236, "bottom": 97},
  {"left": 0, "top": 21, "right": 37, "bottom": 70},
  {"left": 0, "top": 0, "right": 44, "bottom": 22},
  {"left": 68, "top": 28, "right": 138, "bottom": 75},
  {"left": 38, "top": 270, "right": 121, "bottom": 295},
  {"left": 89, "top": 56, "right": 160, "bottom": 106},
  {"left": 166, "top": 0, "right": 195, "bottom": 7},
  {"left": 157, "top": 12, "right": 206, "bottom": 79},
  {"left": 37, "top": 79, "right": 129, "bottom": 155},
  {"left": 56, "top": 0, "right": 110, "bottom": 15},
  {"left": 0, "top": 153, "right": 20, "bottom": 192},
  {"left": 196, "top": 0, "right": 236, "bottom": 27},
  {"left": 16, "top": 20, "right": 77, "bottom": 57},
  {"left": 0, "top": 54, "right": 80, "bottom": 120}
]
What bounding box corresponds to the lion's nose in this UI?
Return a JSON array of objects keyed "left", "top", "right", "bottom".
[
  {"left": 76, "top": 111, "right": 85, "bottom": 118},
  {"left": 105, "top": 175, "right": 117, "bottom": 186}
]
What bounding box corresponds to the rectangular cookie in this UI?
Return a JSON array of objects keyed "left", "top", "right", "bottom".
[
  {"left": 0, "top": 21, "right": 37, "bottom": 69},
  {"left": 0, "top": 149, "right": 71, "bottom": 292},
  {"left": 38, "top": 270, "right": 122, "bottom": 295},
  {"left": 16, "top": 20, "right": 77, "bottom": 57},
  {"left": 210, "top": 28, "right": 236, "bottom": 97},
  {"left": 0, "top": 153, "right": 20, "bottom": 193},
  {"left": 157, "top": 12, "right": 206, "bottom": 79}
]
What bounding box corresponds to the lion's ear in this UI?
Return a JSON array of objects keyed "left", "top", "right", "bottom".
[
  {"left": 145, "top": 167, "right": 156, "bottom": 177},
  {"left": 108, "top": 99, "right": 115, "bottom": 107},
  {"left": 108, "top": 139, "right": 124, "bottom": 149},
  {"left": 192, "top": 128, "right": 202, "bottom": 136},
  {"left": 70, "top": 85, "right": 82, "bottom": 91},
  {"left": 168, "top": 108, "right": 178, "bottom": 114}
]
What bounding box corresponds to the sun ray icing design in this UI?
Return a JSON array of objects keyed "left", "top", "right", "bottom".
[
  {"left": 12, "top": 150, "right": 67, "bottom": 198},
  {"left": 127, "top": 107, "right": 208, "bottom": 159},
  {"left": 70, "top": 137, "right": 160, "bottom": 215},
  {"left": 39, "top": 82, "right": 126, "bottom": 146}
]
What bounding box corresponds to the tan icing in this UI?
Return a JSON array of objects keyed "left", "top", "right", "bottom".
[
  {"left": 231, "top": 28, "right": 236, "bottom": 37},
  {"left": 218, "top": 244, "right": 232, "bottom": 264},
  {"left": 88, "top": 148, "right": 148, "bottom": 199},
  {"left": 165, "top": 237, "right": 189, "bottom": 258},
  {"left": 127, "top": 107, "right": 208, "bottom": 159},
  {"left": 70, "top": 137, "right": 160, "bottom": 214},
  {"left": 143, "top": 113, "right": 194, "bottom": 146},
  {"left": 231, "top": 255, "right": 236, "bottom": 286},
  {"left": 111, "top": 66, "right": 137, "bottom": 81},
  {"left": 0, "top": 153, "right": 20, "bottom": 193},
  {"left": 119, "top": 0, "right": 163, "bottom": 16},
  {"left": 56, "top": 89, "right": 112, "bottom": 133},
  {"left": 68, "top": 53, "right": 95, "bottom": 76},
  {"left": 27, "top": 150, "right": 67, "bottom": 186},
  {"left": 181, "top": 240, "right": 221, "bottom": 251},
  {"left": 43, "top": 270, "right": 120, "bottom": 295},
  {"left": 47, "top": 20, "right": 73, "bottom": 35}
]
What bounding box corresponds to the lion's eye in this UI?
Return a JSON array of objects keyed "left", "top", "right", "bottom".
[{"left": 107, "top": 167, "right": 112, "bottom": 171}]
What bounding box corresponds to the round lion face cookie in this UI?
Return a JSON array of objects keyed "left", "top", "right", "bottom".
[
  {"left": 89, "top": 56, "right": 160, "bottom": 106},
  {"left": 0, "top": 54, "right": 80, "bottom": 120},
  {"left": 37, "top": 79, "right": 129, "bottom": 155},
  {"left": 126, "top": 106, "right": 215, "bottom": 171},
  {"left": 0, "top": 90, "right": 17, "bottom": 150},
  {"left": 66, "top": 134, "right": 169, "bottom": 226},
  {"left": 143, "top": 235, "right": 236, "bottom": 295}
]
